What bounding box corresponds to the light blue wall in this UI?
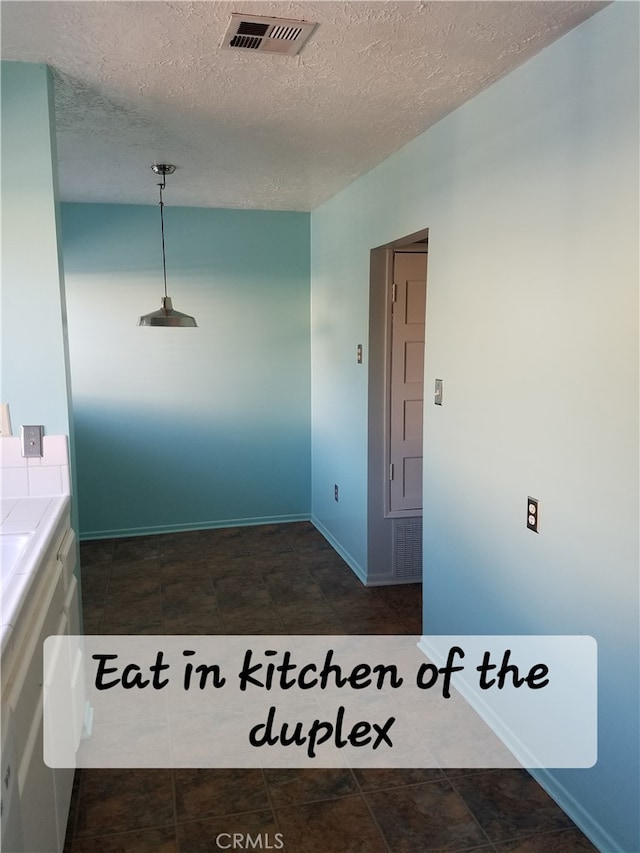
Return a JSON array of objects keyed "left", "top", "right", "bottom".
[
  {"left": 311, "top": 5, "right": 638, "bottom": 852},
  {"left": 61, "top": 204, "right": 310, "bottom": 537},
  {"left": 310, "top": 213, "right": 370, "bottom": 571},
  {"left": 1, "top": 62, "right": 72, "bottom": 436}
]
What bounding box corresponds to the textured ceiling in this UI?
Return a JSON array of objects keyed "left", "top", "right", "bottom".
[{"left": 1, "top": 1, "right": 608, "bottom": 211}]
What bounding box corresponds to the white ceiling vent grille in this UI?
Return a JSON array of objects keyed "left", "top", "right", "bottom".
[{"left": 221, "top": 13, "right": 317, "bottom": 56}]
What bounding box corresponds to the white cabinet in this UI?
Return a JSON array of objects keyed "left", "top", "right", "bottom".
[
  {"left": 1, "top": 510, "right": 80, "bottom": 853},
  {"left": 1, "top": 711, "right": 24, "bottom": 852}
]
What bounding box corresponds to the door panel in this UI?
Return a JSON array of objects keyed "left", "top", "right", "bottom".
[
  {"left": 403, "top": 399, "right": 423, "bottom": 441},
  {"left": 389, "top": 251, "right": 427, "bottom": 513},
  {"left": 405, "top": 278, "right": 426, "bottom": 323},
  {"left": 404, "top": 341, "right": 424, "bottom": 383},
  {"left": 403, "top": 457, "right": 423, "bottom": 504}
]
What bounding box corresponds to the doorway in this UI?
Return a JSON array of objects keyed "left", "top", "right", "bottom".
[{"left": 367, "top": 230, "right": 428, "bottom": 584}]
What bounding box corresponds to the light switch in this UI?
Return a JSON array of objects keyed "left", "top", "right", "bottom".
[
  {"left": 21, "top": 425, "right": 44, "bottom": 458},
  {"left": 434, "top": 379, "right": 443, "bottom": 405}
]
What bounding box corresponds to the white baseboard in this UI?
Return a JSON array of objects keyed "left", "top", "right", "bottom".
[
  {"left": 309, "top": 516, "right": 367, "bottom": 584},
  {"left": 418, "top": 636, "right": 614, "bottom": 853},
  {"left": 79, "top": 514, "right": 310, "bottom": 540}
]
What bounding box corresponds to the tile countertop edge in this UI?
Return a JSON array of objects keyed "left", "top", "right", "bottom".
[{"left": 1, "top": 494, "right": 70, "bottom": 656}]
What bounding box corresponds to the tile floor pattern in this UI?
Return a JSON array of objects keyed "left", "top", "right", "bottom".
[{"left": 63, "top": 522, "right": 598, "bottom": 853}]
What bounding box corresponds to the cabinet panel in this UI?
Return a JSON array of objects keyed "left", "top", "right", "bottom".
[
  {"left": 5, "top": 560, "right": 64, "bottom": 756},
  {"left": 1, "top": 711, "right": 24, "bottom": 853},
  {"left": 18, "top": 711, "right": 58, "bottom": 853}
]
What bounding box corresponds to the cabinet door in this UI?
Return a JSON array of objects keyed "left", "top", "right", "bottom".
[
  {"left": 1, "top": 711, "right": 24, "bottom": 852},
  {"left": 19, "top": 709, "right": 58, "bottom": 852},
  {"left": 50, "top": 609, "right": 76, "bottom": 852}
]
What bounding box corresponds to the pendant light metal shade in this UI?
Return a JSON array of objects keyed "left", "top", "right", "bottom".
[
  {"left": 138, "top": 296, "right": 197, "bottom": 327},
  {"left": 138, "top": 164, "right": 198, "bottom": 327}
]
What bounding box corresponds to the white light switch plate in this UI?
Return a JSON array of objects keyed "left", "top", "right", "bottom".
[{"left": 21, "top": 425, "right": 44, "bottom": 457}]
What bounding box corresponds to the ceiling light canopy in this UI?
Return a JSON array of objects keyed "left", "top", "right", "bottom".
[{"left": 138, "top": 164, "right": 198, "bottom": 328}]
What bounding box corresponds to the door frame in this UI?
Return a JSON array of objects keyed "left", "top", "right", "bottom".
[{"left": 366, "top": 228, "right": 428, "bottom": 584}]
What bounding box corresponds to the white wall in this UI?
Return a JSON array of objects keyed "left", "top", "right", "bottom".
[
  {"left": 1, "top": 62, "right": 72, "bottom": 437},
  {"left": 311, "top": 4, "right": 639, "bottom": 850}
]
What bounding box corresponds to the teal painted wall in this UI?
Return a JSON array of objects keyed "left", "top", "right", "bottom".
[
  {"left": 311, "top": 5, "right": 638, "bottom": 852},
  {"left": 61, "top": 204, "right": 310, "bottom": 537},
  {"left": 1, "top": 62, "right": 72, "bottom": 437}
]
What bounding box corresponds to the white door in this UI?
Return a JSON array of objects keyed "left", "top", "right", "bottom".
[{"left": 389, "top": 250, "right": 427, "bottom": 513}]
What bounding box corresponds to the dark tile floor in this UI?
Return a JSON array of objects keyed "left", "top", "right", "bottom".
[{"left": 64, "top": 522, "right": 598, "bottom": 853}]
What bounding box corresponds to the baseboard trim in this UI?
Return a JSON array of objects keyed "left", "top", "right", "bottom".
[
  {"left": 418, "top": 636, "right": 618, "bottom": 853},
  {"left": 529, "top": 768, "right": 624, "bottom": 853},
  {"left": 79, "top": 514, "right": 311, "bottom": 541},
  {"left": 364, "top": 575, "right": 421, "bottom": 587},
  {"left": 310, "top": 516, "right": 367, "bottom": 585}
]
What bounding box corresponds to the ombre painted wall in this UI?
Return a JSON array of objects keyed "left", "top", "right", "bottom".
[
  {"left": 61, "top": 204, "right": 310, "bottom": 537},
  {"left": 310, "top": 5, "right": 638, "bottom": 851}
]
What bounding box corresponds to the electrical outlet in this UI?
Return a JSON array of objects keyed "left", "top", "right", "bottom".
[
  {"left": 334, "top": 484, "right": 339, "bottom": 502},
  {"left": 356, "top": 344, "right": 363, "bottom": 364},
  {"left": 21, "top": 425, "right": 44, "bottom": 458},
  {"left": 527, "top": 497, "right": 539, "bottom": 533}
]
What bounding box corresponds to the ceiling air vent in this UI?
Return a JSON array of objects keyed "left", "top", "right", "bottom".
[{"left": 221, "top": 13, "right": 317, "bottom": 56}]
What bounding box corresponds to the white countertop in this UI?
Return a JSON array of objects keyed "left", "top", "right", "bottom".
[{"left": 1, "top": 495, "right": 70, "bottom": 653}]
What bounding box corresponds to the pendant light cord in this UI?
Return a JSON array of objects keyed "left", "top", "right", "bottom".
[{"left": 159, "top": 177, "right": 168, "bottom": 300}]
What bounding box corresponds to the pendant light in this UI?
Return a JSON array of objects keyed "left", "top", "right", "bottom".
[{"left": 138, "top": 164, "right": 198, "bottom": 327}]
